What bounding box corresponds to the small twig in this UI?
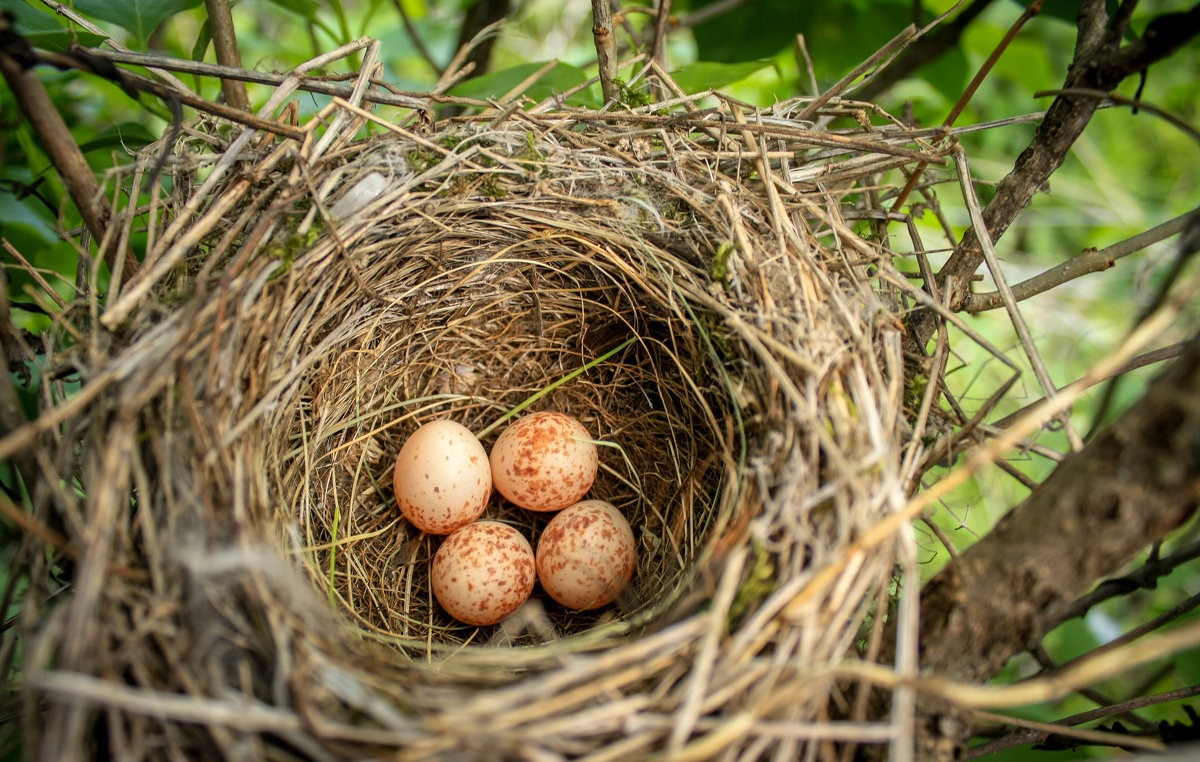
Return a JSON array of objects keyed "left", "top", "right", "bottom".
[
  {"left": 990, "top": 342, "right": 1187, "bottom": 431},
  {"left": 1028, "top": 646, "right": 1158, "bottom": 731},
  {"left": 948, "top": 0, "right": 1043, "bottom": 128},
  {"left": 33, "top": 49, "right": 306, "bottom": 141},
  {"left": 793, "top": 34, "right": 818, "bottom": 97},
  {"left": 1063, "top": 539, "right": 1200, "bottom": 622},
  {"left": 952, "top": 143, "right": 1084, "bottom": 451},
  {"left": 650, "top": 0, "right": 673, "bottom": 71},
  {"left": 964, "top": 684, "right": 1200, "bottom": 759},
  {"left": 794, "top": 24, "right": 917, "bottom": 122},
  {"left": 86, "top": 48, "right": 437, "bottom": 113},
  {"left": 964, "top": 209, "right": 1200, "bottom": 312},
  {"left": 1034, "top": 88, "right": 1200, "bottom": 145},
  {"left": 2, "top": 239, "right": 68, "bottom": 310},
  {"left": 591, "top": 0, "right": 620, "bottom": 105},
  {"left": 857, "top": 0, "right": 996, "bottom": 102},
  {"left": 836, "top": 613, "right": 1200, "bottom": 710},
  {"left": 203, "top": 0, "right": 250, "bottom": 110},
  {"left": 965, "top": 709, "right": 1165, "bottom": 755},
  {"left": 0, "top": 36, "right": 137, "bottom": 285},
  {"left": 889, "top": 0, "right": 1043, "bottom": 213},
  {"left": 35, "top": 0, "right": 196, "bottom": 95}
]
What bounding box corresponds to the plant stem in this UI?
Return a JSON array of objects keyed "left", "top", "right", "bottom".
[
  {"left": 0, "top": 47, "right": 137, "bottom": 284},
  {"left": 591, "top": 0, "right": 619, "bottom": 105},
  {"left": 203, "top": 0, "right": 250, "bottom": 110}
]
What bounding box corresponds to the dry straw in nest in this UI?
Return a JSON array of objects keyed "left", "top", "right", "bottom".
[{"left": 6, "top": 44, "right": 967, "bottom": 760}]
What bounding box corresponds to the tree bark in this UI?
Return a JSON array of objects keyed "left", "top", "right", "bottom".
[
  {"left": 203, "top": 0, "right": 250, "bottom": 110},
  {"left": 909, "top": 1, "right": 1200, "bottom": 347},
  {"left": 913, "top": 330, "right": 1200, "bottom": 753}
]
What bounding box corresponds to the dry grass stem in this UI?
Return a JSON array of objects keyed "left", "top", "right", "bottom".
[{"left": 5, "top": 36, "right": 1188, "bottom": 761}]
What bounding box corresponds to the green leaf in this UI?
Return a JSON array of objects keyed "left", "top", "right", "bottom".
[
  {"left": 669, "top": 60, "right": 773, "bottom": 94},
  {"left": 73, "top": 0, "right": 205, "bottom": 45},
  {"left": 78, "top": 122, "right": 157, "bottom": 153},
  {"left": 689, "top": 0, "right": 926, "bottom": 86},
  {"left": 689, "top": 0, "right": 808, "bottom": 63},
  {"left": 0, "top": 0, "right": 106, "bottom": 49},
  {"left": 266, "top": 0, "right": 322, "bottom": 20},
  {"left": 449, "top": 61, "right": 598, "bottom": 108}
]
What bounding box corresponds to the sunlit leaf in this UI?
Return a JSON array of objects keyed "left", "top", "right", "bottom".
[
  {"left": 449, "top": 61, "right": 598, "bottom": 108},
  {"left": 74, "top": 0, "right": 204, "bottom": 45},
  {"left": 267, "top": 0, "right": 322, "bottom": 20},
  {"left": 669, "top": 60, "right": 773, "bottom": 94}
]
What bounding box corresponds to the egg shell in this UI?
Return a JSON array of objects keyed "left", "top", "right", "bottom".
[
  {"left": 536, "top": 500, "right": 636, "bottom": 610},
  {"left": 432, "top": 521, "right": 536, "bottom": 626},
  {"left": 490, "top": 411, "right": 598, "bottom": 512},
  {"left": 392, "top": 420, "right": 491, "bottom": 535}
]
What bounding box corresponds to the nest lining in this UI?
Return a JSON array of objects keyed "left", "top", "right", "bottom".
[{"left": 14, "top": 88, "right": 958, "bottom": 759}]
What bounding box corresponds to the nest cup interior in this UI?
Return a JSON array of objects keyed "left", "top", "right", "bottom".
[{"left": 272, "top": 179, "right": 737, "bottom": 649}]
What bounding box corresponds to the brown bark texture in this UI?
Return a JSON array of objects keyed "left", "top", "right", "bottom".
[{"left": 918, "top": 332, "right": 1200, "bottom": 684}]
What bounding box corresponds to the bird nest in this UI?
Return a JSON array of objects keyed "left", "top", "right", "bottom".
[{"left": 7, "top": 67, "right": 962, "bottom": 760}]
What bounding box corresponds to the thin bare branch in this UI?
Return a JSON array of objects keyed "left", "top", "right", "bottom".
[
  {"left": 591, "top": 0, "right": 620, "bottom": 104},
  {"left": 651, "top": 0, "right": 673, "bottom": 71},
  {"left": 965, "top": 209, "right": 1200, "bottom": 313},
  {"left": 964, "top": 684, "right": 1200, "bottom": 759},
  {"left": 0, "top": 38, "right": 137, "bottom": 283},
  {"left": 203, "top": 0, "right": 250, "bottom": 110}
]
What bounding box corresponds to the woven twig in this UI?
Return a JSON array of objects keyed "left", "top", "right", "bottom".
[{"left": 5, "top": 44, "right": 980, "bottom": 760}]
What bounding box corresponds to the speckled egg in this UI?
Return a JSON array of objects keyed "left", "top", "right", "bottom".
[
  {"left": 431, "top": 521, "right": 536, "bottom": 626},
  {"left": 536, "top": 500, "right": 636, "bottom": 610},
  {"left": 489, "top": 411, "right": 598, "bottom": 512},
  {"left": 392, "top": 420, "right": 491, "bottom": 535}
]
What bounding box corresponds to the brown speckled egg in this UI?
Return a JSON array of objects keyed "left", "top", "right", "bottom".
[
  {"left": 536, "top": 500, "right": 636, "bottom": 610},
  {"left": 393, "top": 420, "right": 491, "bottom": 535},
  {"left": 432, "top": 521, "right": 536, "bottom": 626},
  {"left": 489, "top": 411, "right": 598, "bottom": 512}
]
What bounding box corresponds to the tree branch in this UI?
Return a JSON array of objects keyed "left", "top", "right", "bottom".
[
  {"left": 964, "top": 685, "right": 1200, "bottom": 759},
  {"left": 1062, "top": 539, "right": 1200, "bottom": 622},
  {"left": 591, "top": 0, "right": 620, "bottom": 104},
  {"left": 650, "top": 0, "right": 673, "bottom": 71},
  {"left": 0, "top": 18, "right": 137, "bottom": 284},
  {"left": 963, "top": 208, "right": 1200, "bottom": 312},
  {"left": 856, "top": 0, "right": 999, "bottom": 102},
  {"left": 911, "top": 2, "right": 1200, "bottom": 345},
  {"left": 452, "top": 0, "right": 511, "bottom": 82},
  {"left": 203, "top": 0, "right": 250, "bottom": 110},
  {"left": 913, "top": 330, "right": 1200, "bottom": 754}
]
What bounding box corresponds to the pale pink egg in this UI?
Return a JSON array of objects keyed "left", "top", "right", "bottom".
[
  {"left": 536, "top": 500, "right": 636, "bottom": 610},
  {"left": 393, "top": 420, "right": 491, "bottom": 535},
  {"left": 489, "top": 411, "right": 598, "bottom": 512},
  {"left": 432, "top": 521, "right": 536, "bottom": 626}
]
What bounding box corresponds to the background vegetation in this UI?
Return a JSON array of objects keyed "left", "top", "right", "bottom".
[{"left": 2, "top": 0, "right": 1198, "bottom": 758}]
